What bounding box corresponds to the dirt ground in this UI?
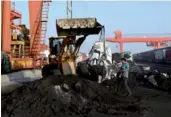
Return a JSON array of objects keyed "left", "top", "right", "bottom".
[
  {"left": 86, "top": 87, "right": 171, "bottom": 117},
  {"left": 1, "top": 74, "right": 171, "bottom": 117},
  {"left": 68, "top": 87, "right": 171, "bottom": 117},
  {"left": 130, "top": 87, "right": 171, "bottom": 117}
]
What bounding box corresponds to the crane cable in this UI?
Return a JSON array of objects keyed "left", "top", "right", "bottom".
[{"left": 99, "top": 26, "right": 107, "bottom": 60}]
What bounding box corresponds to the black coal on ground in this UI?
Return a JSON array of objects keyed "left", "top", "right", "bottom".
[{"left": 2, "top": 75, "right": 144, "bottom": 117}]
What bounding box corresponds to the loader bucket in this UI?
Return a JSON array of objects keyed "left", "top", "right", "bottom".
[{"left": 56, "top": 18, "right": 103, "bottom": 36}]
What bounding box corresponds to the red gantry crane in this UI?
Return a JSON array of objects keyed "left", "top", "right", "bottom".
[
  {"left": 1, "top": 0, "right": 51, "bottom": 70},
  {"left": 106, "top": 30, "right": 171, "bottom": 52}
]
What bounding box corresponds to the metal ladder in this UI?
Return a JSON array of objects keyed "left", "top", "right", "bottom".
[{"left": 30, "top": 0, "right": 51, "bottom": 68}]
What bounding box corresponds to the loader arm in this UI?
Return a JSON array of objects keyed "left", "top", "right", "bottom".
[
  {"left": 55, "top": 18, "right": 103, "bottom": 75},
  {"left": 73, "top": 35, "right": 88, "bottom": 56},
  {"left": 58, "top": 36, "right": 76, "bottom": 60},
  {"left": 58, "top": 36, "right": 76, "bottom": 75}
]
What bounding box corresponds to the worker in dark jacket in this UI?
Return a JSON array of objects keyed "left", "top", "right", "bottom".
[{"left": 115, "top": 58, "right": 132, "bottom": 96}]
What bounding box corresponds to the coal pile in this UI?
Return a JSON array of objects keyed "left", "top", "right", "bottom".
[
  {"left": 154, "top": 72, "right": 171, "bottom": 92},
  {"left": 133, "top": 68, "right": 171, "bottom": 92},
  {"left": 2, "top": 75, "right": 144, "bottom": 117}
]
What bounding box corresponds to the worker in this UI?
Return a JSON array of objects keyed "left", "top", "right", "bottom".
[{"left": 115, "top": 58, "right": 132, "bottom": 96}]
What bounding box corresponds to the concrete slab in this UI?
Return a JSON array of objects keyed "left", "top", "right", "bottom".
[{"left": 1, "top": 69, "right": 42, "bottom": 94}]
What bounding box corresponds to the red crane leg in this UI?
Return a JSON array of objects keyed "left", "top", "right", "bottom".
[
  {"left": 156, "top": 42, "right": 161, "bottom": 49},
  {"left": 120, "top": 42, "right": 123, "bottom": 52},
  {"left": 1, "top": 1, "right": 11, "bottom": 55},
  {"left": 28, "top": 0, "right": 42, "bottom": 53}
]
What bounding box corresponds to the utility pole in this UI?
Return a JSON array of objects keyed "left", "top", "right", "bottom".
[
  {"left": 66, "top": 0, "right": 72, "bottom": 19},
  {"left": 12, "top": 0, "right": 15, "bottom": 10}
]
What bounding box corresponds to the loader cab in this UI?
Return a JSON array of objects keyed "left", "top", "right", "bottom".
[
  {"left": 48, "top": 37, "right": 64, "bottom": 64},
  {"left": 49, "top": 37, "right": 61, "bottom": 55}
]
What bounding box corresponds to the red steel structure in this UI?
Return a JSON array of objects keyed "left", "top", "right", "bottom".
[
  {"left": 1, "top": 0, "right": 50, "bottom": 70},
  {"left": 106, "top": 30, "right": 171, "bottom": 52},
  {"left": 2, "top": 1, "right": 21, "bottom": 56},
  {"left": 29, "top": 0, "right": 51, "bottom": 67}
]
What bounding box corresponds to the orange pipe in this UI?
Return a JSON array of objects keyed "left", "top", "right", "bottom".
[
  {"left": 1, "top": 0, "right": 11, "bottom": 55},
  {"left": 29, "top": 0, "right": 42, "bottom": 52}
]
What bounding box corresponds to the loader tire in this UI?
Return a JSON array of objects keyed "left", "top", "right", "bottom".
[
  {"left": 42, "top": 64, "right": 60, "bottom": 78},
  {"left": 42, "top": 64, "right": 53, "bottom": 77},
  {"left": 77, "top": 62, "right": 89, "bottom": 76}
]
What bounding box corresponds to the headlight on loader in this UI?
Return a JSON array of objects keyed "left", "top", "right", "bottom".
[{"left": 49, "top": 55, "right": 56, "bottom": 59}]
